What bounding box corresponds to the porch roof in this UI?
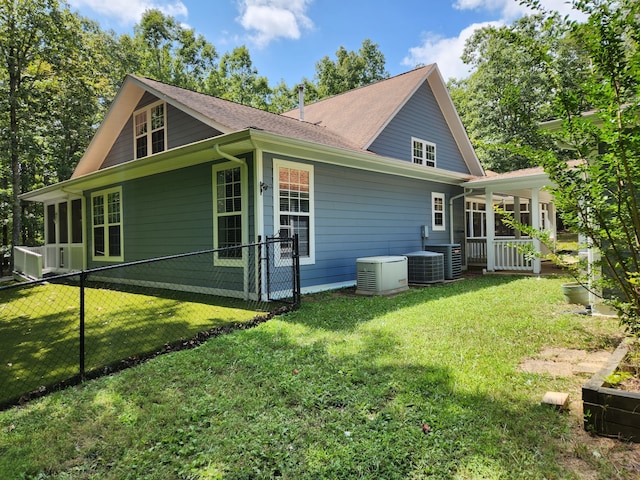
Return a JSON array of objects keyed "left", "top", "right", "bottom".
[{"left": 462, "top": 165, "right": 554, "bottom": 203}]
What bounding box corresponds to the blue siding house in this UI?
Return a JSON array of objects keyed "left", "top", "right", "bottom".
[{"left": 19, "top": 65, "right": 486, "bottom": 295}]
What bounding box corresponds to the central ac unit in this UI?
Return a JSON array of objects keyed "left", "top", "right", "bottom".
[
  {"left": 405, "top": 251, "right": 444, "bottom": 284},
  {"left": 356, "top": 256, "right": 408, "bottom": 296},
  {"left": 424, "top": 244, "right": 462, "bottom": 280}
]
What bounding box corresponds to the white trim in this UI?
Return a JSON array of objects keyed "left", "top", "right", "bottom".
[
  {"left": 273, "top": 158, "right": 315, "bottom": 266},
  {"left": 133, "top": 100, "right": 167, "bottom": 160},
  {"left": 412, "top": 137, "right": 437, "bottom": 168},
  {"left": 212, "top": 162, "right": 249, "bottom": 267},
  {"left": 431, "top": 192, "right": 446, "bottom": 231},
  {"left": 301, "top": 280, "right": 356, "bottom": 295},
  {"left": 90, "top": 187, "right": 124, "bottom": 262}
]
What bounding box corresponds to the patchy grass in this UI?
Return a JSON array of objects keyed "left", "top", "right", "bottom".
[
  {"left": 0, "top": 282, "right": 267, "bottom": 405},
  {"left": 0, "top": 275, "right": 632, "bottom": 479}
]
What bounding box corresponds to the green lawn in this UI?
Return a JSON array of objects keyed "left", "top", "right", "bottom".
[
  {"left": 0, "top": 275, "right": 631, "bottom": 479},
  {"left": 0, "top": 282, "right": 268, "bottom": 406}
]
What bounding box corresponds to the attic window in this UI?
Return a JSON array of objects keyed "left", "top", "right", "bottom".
[
  {"left": 412, "top": 138, "right": 436, "bottom": 167},
  {"left": 134, "top": 101, "right": 166, "bottom": 159}
]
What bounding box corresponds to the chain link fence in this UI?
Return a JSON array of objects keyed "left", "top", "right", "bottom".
[{"left": 0, "top": 235, "right": 299, "bottom": 409}]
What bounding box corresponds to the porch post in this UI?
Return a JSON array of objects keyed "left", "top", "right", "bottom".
[
  {"left": 547, "top": 202, "right": 557, "bottom": 247},
  {"left": 531, "top": 188, "right": 541, "bottom": 274},
  {"left": 485, "top": 188, "right": 495, "bottom": 272}
]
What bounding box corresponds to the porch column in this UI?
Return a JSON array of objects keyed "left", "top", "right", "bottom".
[
  {"left": 486, "top": 188, "right": 495, "bottom": 272},
  {"left": 531, "top": 188, "right": 541, "bottom": 274},
  {"left": 547, "top": 202, "right": 556, "bottom": 245}
]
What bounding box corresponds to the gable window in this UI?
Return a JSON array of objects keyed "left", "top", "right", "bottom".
[
  {"left": 412, "top": 138, "right": 436, "bottom": 167},
  {"left": 91, "top": 187, "right": 123, "bottom": 261},
  {"left": 432, "top": 192, "right": 445, "bottom": 231},
  {"left": 274, "top": 159, "right": 314, "bottom": 265},
  {"left": 134, "top": 101, "right": 166, "bottom": 159},
  {"left": 213, "top": 164, "right": 247, "bottom": 265}
]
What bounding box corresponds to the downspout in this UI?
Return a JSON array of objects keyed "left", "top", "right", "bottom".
[
  {"left": 449, "top": 188, "right": 473, "bottom": 244},
  {"left": 213, "top": 143, "right": 245, "bottom": 164}
]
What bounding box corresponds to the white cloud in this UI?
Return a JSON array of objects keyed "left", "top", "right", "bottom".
[
  {"left": 237, "top": 0, "right": 314, "bottom": 48},
  {"left": 68, "top": 0, "right": 188, "bottom": 25},
  {"left": 402, "top": 21, "right": 502, "bottom": 81},
  {"left": 453, "top": 0, "right": 587, "bottom": 22}
]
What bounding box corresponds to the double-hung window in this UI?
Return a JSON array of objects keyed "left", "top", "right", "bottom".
[
  {"left": 134, "top": 101, "right": 166, "bottom": 159},
  {"left": 91, "top": 187, "right": 123, "bottom": 261},
  {"left": 274, "top": 159, "right": 314, "bottom": 265},
  {"left": 213, "top": 164, "right": 246, "bottom": 265},
  {"left": 432, "top": 192, "right": 445, "bottom": 231},
  {"left": 412, "top": 138, "right": 436, "bottom": 167}
]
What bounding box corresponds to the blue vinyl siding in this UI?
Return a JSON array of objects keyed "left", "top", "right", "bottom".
[
  {"left": 369, "top": 82, "right": 469, "bottom": 174},
  {"left": 264, "top": 153, "right": 464, "bottom": 289},
  {"left": 100, "top": 93, "right": 220, "bottom": 170}
]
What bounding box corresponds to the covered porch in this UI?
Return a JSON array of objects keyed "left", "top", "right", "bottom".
[{"left": 462, "top": 166, "right": 556, "bottom": 275}]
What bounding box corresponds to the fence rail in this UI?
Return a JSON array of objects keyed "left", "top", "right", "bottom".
[{"left": 0, "top": 236, "right": 299, "bottom": 409}]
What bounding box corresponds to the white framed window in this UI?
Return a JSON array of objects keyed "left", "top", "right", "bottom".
[
  {"left": 213, "top": 163, "right": 247, "bottom": 266},
  {"left": 91, "top": 187, "right": 123, "bottom": 261},
  {"left": 432, "top": 192, "right": 445, "bottom": 231},
  {"left": 412, "top": 137, "right": 436, "bottom": 167},
  {"left": 134, "top": 101, "right": 166, "bottom": 159},
  {"left": 273, "top": 159, "right": 315, "bottom": 265}
]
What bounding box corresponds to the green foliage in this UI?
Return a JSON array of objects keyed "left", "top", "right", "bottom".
[{"left": 315, "top": 39, "right": 389, "bottom": 99}]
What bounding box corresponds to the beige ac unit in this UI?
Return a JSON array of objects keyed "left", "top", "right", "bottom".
[{"left": 356, "top": 256, "right": 408, "bottom": 296}]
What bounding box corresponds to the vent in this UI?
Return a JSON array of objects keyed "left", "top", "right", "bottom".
[
  {"left": 405, "top": 251, "right": 444, "bottom": 284},
  {"left": 356, "top": 256, "right": 409, "bottom": 296},
  {"left": 424, "top": 244, "right": 462, "bottom": 280}
]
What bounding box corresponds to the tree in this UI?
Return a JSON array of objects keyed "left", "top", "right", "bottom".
[
  {"left": 0, "top": 0, "right": 87, "bottom": 266},
  {"left": 450, "top": 14, "right": 589, "bottom": 172},
  {"left": 509, "top": 0, "right": 640, "bottom": 332},
  {"left": 315, "top": 39, "right": 388, "bottom": 98}
]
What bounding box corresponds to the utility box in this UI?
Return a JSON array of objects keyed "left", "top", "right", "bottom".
[{"left": 356, "top": 256, "right": 408, "bottom": 296}]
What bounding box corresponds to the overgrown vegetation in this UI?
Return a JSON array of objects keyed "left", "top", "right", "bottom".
[{"left": 0, "top": 276, "right": 630, "bottom": 478}]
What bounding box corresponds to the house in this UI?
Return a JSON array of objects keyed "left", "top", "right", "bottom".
[{"left": 16, "top": 65, "right": 556, "bottom": 298}]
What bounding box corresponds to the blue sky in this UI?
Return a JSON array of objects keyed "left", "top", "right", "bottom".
[{"left": 67, "top": 0, "right": 584, "bottom": 86}]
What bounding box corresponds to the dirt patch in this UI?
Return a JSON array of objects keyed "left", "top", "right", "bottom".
[{"left": 520, "top": 347, "right": 640, "bottom": 478}]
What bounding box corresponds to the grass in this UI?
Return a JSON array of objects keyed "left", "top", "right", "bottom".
[
  {"left": 0, "top": 282, "right": 268, "bottom": 405},
  {"left": 0, "top": 275, "right": 630, "bottom": 479}
]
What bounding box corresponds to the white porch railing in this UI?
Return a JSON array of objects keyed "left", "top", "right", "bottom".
[
  {"left": 466, "top": 238, "right": 487, "bottom": 265},
  {"left": 13, "top": 244, "right": 84, "bottom": 279},
  {"left": 494, "top": 239, "right": 534, "bottom": 271},
  {"left": 13, "top": 246, "right": 44, "bottom": 279}
]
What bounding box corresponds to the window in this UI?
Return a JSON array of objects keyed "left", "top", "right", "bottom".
[
  {"left": 71, "top": 198, "right": 83, "bottom": 244},
  {"left": 213, "top": 164, "right": 246, "bottom": 265},
  {"left": 274, "top": 159, "right": 314, "bottom": 265},
  {"left": 134, "top": 101, "right": 166, "bottom": 159},
  {"left": 46, "top": 204, "right": 56, "bottom": 244},
  {"left": 412, "top": 138, "right": 436, "bottom": 167},
  {"left": 91, "top": 188, "right": 123, "bottom": 261},
  {"left": 432, "top": 192, "right": 445, "bottom": 231}
]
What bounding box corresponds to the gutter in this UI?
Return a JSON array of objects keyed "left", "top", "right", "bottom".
[{"left": 213, "top": 143, "right": 245, "bottom": 164}]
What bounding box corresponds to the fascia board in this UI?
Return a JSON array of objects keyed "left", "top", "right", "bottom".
[{"left": 249, "top": 130, "right": 472, "bottom": 185}]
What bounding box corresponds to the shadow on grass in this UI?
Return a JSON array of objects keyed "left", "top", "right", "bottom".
[{"left": 0, "top": 308, "right": 571, "bottom": 479}]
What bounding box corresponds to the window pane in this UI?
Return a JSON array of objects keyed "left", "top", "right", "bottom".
[
  {"left": 434, "top": 212, "right": 443, "bottom": 226},
  {"left": 59, "top": 202, "right": 68, "bottom": 243},
  {"left": 135, "top": 112, "right": 147, "bottom": 136},
  {"left": 108, "top": 192, "right": 120, "bottom": 224},
  {"left": 136, "top": 136, "right": 147, "bottom": 158},
  {"left": 47, "top": 204, "right": 56, "bottom": 244},
  {"left": 151, "top": 104, "right": 164, "bottom": 130},
  {"left": 92, "top": 196, "right": 104, "bottom": 226},
  {"left": 151, "top": 129, "right": 164, "bottom": 154},
  {"left": 71, "top": 199, "right": 82, "bottom": 243},
  {"left": 94, "top": 226, "right": 105, "bottom": 256},
  {"left": 108, "top": 225, "right": 121, "bottom": 257},
  {"left": 218, "top": 215, "right": 242, "bottom": 258}
]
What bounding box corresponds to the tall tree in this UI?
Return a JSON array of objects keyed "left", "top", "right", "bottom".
[
  {"left": 0, "top": 0, "right": 85, "bottom": 266},
  {"left": 315, "top": 39, "right": 389, "bottom": 98},
  {"left": 450, "top": 14, "right": 589, "bottom": 172}
]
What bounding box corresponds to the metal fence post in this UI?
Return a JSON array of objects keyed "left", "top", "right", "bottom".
[
  {"left": 293, "top": 234, "right": 301, "bottom": 307},
  {"left": 79, "top": 271, "right": 86, "bottom": 380}
]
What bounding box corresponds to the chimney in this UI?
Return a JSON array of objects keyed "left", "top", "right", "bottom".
[{"left": 298, "top": 84, "right": 304, "bottom": 121}]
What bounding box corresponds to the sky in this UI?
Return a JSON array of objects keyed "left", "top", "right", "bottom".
[{"left": 67, "top": 0, "right": 586, "bottom": 87}]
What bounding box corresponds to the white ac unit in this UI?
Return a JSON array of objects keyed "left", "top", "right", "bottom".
[{"left": 356, "top": 256, "right": 409, "bottom": 296}]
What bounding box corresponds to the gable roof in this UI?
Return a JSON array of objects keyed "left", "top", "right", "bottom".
[
  {"left": 72, "top": 65, "right": 483, "bottom": 179},
  {"left": 282, "top": 65, "right": 484, "bottom": 176}
]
